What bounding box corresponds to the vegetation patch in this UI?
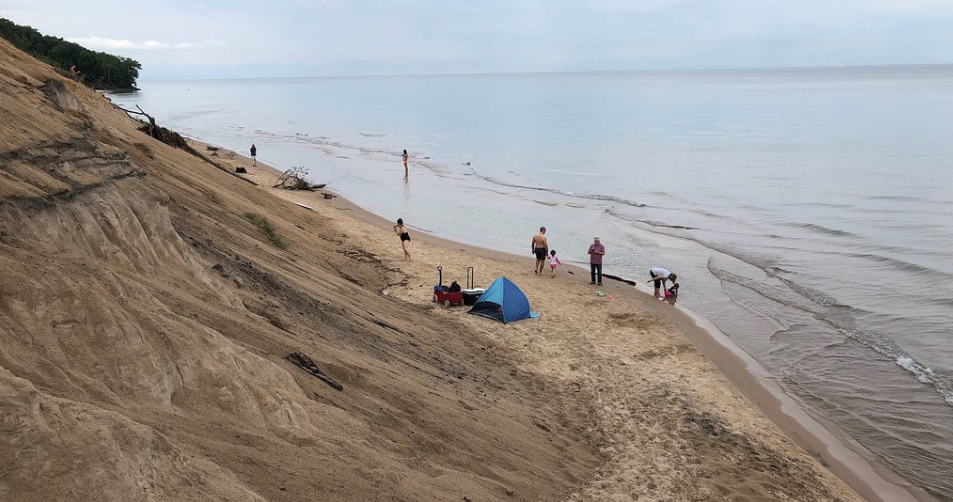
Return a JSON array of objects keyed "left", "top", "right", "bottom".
[
  {"left": 245, "top": 213, "right": 288, "bottom": 249},
  {"left": 0, "top": 18, "right": 141, "bottom": 90}
]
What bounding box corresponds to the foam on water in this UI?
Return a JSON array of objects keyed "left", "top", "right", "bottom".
[{"left": 895, "top": 353, "right": 953, "bottom": 406}]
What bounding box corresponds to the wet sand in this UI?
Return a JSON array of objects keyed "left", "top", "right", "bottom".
[
  {"left": 199, "top": 142, "right": 934, "bottom": 502},
  {"left": 1, "top": 35, "right": 932, "bottom": 502}
]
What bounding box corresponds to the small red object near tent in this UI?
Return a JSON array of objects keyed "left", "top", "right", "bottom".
[{"left": 432, "top": 266, "right": 463, "bottom": 307}]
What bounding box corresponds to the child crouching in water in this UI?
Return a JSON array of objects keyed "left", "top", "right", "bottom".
[
  {"left": 549, "top": 249, "right": 562, "bottom": 278},
  {"left": 664, "top": 281, "right": 679, "bottom": 305}
]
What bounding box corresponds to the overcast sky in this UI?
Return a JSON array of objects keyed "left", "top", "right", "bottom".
[{"left": 2, "top": 0, "right": 952, "bottom": 80}]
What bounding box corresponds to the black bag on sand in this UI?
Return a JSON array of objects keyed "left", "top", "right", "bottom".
[{"left": 448, "top": 281, "right": 461, "bottom": 293}]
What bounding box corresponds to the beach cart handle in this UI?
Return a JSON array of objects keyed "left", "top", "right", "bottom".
[{"left": 437, "top": 266, "right": 443, "bottom": 286}]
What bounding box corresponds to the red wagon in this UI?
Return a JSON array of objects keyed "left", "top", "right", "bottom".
[{"left": 433, "top": 266, "right": 463, "bottom": 307}]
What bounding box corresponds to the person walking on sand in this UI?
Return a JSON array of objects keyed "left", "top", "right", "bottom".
[
  {"left": 588, "top": 236, "right": 605, "bottom": 286},
  {"left": 549, "top": 249, "right": 562, "bottom": 278},
  {"left": 402, "top": 149, "right": 409, "bottom": 175},
  {"left": 250, "top": 144, "right": 257, "bottom": 166},
  {"left": 394, "top": 218, "right": 412, "bottom": 261},
  {"left": 646, "top": 267, "right": 677, "bottom": 298},
  {"left": 531, "top": 227, "right": 548, "bottom": 275}
]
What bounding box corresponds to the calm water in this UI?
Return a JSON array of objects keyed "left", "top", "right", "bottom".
[{"left": 112, "top": 66, "right": 953, "bottom": 500}]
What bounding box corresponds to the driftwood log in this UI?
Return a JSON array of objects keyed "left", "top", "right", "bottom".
[
  {"left": 274, "top": 166, "right": 325, "bottom": 191},
  {"left": 602, "top": 273, "right": 637, "bottom": 286},
  {"left": 286, "top": 352, "right": 343, "bottom": 391}
]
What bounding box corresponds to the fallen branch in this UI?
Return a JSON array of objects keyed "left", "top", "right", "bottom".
[
  {"left": 274, "top": 166, "right": 325, "bottom": 191},
  {"left": 602, "top": 273, "right": 638, "bottom": 286},
  {"left": 115, "top": 104, "right": 257, "bottom": 185},
  {"left": 286, "top": 352, "right": 343, "bottom": 391}
]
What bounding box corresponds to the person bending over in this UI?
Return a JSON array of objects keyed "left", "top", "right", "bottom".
[{"left": 646, "top": 267, "right": 677, "bottom": 298}]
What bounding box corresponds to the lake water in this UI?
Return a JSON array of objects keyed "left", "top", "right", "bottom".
[{"left": 111, "top": 66, "right": 953, "bottom": 500}]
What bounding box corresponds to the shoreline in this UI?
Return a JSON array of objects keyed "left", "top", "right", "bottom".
[{"left": 193, "top": 139, "right": 933, "bottom": 502}]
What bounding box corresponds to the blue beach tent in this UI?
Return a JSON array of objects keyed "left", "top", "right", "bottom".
[{"left": 469, "top": 277, "right": 532, "bottom": 324}]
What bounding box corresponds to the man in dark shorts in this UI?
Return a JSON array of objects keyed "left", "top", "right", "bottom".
[
  {"left": 531, "top": 227, "right": 548, "bottom": 275},
  {"left": 250, "top": 144, "right": 257, "bottom": 166},
  {"left": 647, "top": 267, "right": 677, "bottom": 298}
]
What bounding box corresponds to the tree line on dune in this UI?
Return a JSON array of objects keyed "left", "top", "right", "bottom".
[{"left": 0, "top": 18, "right": 141, "bottom": 91}]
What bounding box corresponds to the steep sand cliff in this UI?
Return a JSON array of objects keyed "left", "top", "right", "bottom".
[
  {"left": 0, "top": 39, "right": 599, "bottom": 502},
  {"left": 1, "top": 37, "right": 880, "bottom": 502}
]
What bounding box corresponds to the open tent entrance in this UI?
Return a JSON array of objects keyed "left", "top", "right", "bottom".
[{"left": 468, "top": 277, "right": 532, "bottom": 324}]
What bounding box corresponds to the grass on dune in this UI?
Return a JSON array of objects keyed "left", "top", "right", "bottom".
[{"left": 244, "top": 213, "right": 289, "bottom": 250}]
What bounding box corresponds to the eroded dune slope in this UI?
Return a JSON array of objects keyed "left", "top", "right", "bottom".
[{"left": 0, "top": 38, "right": 598, "bottom": 502}]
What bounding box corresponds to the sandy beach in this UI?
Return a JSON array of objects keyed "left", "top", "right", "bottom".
[
  {"left": 199, "top": 143, "right": 930, "bottom": 502},
  {"left": 0, "top": 35, "right": 932, "bottom": 502}
]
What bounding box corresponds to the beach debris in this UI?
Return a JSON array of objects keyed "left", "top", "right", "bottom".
[
  {"left": 286, "top": 352, "right": 343, "bottom": 391},
  {"left": 322, "top": 192, "right": 336, "bottom": 200},
  {"left": 115, "top": 104, "right": 258, "bottom": 185},
  {"left": 602, "top": 273, "right": 637, "bottom": 286},
  {"left": 118, "top": 104, "right": 188, "bottom": 148},
  {"left": 294, "top": 202, "right": 313, "bottom": 210},
  {"left": 532, "top": 419, "right": 552, "bottom": 432},
  {"left": 596, "top": 291, "right": 606, "bottom": 297},
  {"left": 235, "top": 167, "right": 247, "bottom": 174},
  {"left": 341, "top": 248, "right": 379, "bottom": 263},
  {"left": 211, "top": 263, "right": 230, "bottom": 278},
  {"left": 206, "top": 145, "right": 220, "bottom": 152},
  {"left": 274, "top": 166, "right": 324, "bottom": 191}
]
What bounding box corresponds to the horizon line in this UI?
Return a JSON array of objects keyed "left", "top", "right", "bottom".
[{"left": 139, "top": 62, "right": 953, "bottom": 83}]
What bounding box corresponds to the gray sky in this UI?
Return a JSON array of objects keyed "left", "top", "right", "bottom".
[{"left": 2, "top": 0, "right": 952, "bottom": 79}]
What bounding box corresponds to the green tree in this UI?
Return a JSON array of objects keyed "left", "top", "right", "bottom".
[{"left": 0, "top": 18, "right": 142, "bottom": 90}]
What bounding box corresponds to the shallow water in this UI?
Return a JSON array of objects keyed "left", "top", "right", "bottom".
[{"left": 112, "top": 66, "right": 953, "bottom": 500}]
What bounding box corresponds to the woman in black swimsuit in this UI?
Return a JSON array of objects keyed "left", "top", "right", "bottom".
[{"left": 394, "top": 218, "right": 412, "bottom": 261}]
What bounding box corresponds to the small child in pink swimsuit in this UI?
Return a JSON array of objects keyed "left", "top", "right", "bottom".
[{"left": 549, "top": 249, "right": 562, "bottom": 278}]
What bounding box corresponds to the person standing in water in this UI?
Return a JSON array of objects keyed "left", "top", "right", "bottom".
[
  {"left": 250, "top": 144, "right": 257, "bottom": 166},
  {"left": 402, "top": 149, "right": 409, "bottom": 175},
  {"left": 531, "top": 227, "right": 548, "bottom": 275},
  {"left": 394, "top": 218, "right": 412, "bottom": 261},
  {"left": 646, "top": 267, "right": 677, "bottom": 298}
]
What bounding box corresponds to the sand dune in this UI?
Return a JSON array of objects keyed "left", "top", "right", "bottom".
[{"left": 0, "top": 36, "right": 887, "bottom": 502}]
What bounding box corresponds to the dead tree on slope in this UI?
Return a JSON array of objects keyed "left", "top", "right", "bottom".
[
  {"left": 274, "top": 166, "right": 324, "bottom": 191},
  {"left": 115, "top": 104, "right": 256, "bottom": 185}
]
